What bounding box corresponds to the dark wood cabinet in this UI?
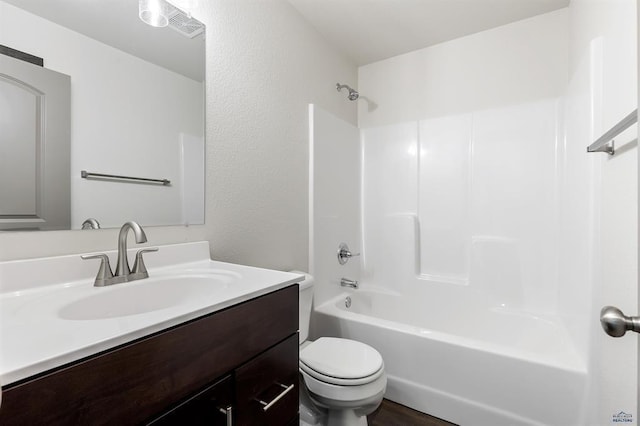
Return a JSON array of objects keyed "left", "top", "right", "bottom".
[
  {"left": 149, "top": 375, "right": 234, "bottom": 426},
  {"left": 236, "top": 334, "right": 299, "bottom": 426},
  {"left": 0, "top": 285, "right": 299, "bottom": 426}
]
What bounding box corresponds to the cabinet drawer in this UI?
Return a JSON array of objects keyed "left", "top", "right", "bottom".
[
  {"left": 235, "top": 334, "right": 299, "bottom": 426},
  {"left": 148, "top": 375, "right": 233, "bottom": 426}
]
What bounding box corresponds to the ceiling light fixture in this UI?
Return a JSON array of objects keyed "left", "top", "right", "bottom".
[{"left": 139, "top": 0, "right": 169, "bottom": 28}]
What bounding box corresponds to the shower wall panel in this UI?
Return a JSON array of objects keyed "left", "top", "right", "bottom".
[
  {"left": 418, "top": 114, "right": 472, "bottom": 284},
  {"left": 361, "top": 99, "right": 562, "bottom": 314},
  {"left": 309, "top": 104, "right": 361, "bottom": 307}
]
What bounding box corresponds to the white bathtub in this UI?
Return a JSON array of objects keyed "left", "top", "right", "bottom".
[{"left": 312, "top": 289, "right": 588, "bottom": 426}]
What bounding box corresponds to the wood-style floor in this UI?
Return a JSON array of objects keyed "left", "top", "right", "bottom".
[{"left": 368, "top": 399, "right": 458, "bottom": 426}]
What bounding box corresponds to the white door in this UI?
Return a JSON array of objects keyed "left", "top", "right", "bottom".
[
  {"left": 0, "top": 53, "right": 70, "bottom": 230},
  {"left": 596, "top": 9, "right": 638, "bottom": 422}
]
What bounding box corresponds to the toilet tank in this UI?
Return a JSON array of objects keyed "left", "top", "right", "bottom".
[{"left": 291, "top": 271, "right": 314, "bottom": 343}]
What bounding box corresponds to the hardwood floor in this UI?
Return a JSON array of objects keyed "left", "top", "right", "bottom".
[{"left": 368, "top": 399, "right": 458, "bottom": 426}]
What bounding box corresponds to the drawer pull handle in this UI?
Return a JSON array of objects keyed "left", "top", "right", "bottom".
[
  {"left": 256, "top": 383, "right": 295, "bottom": 411},
  {"left": 218, "top": 405, "right": 233, "bottom": 426}
]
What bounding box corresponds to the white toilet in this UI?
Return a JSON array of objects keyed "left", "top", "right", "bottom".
[{"left": 296, "top": 272, "right": 386, "bottom": 426}]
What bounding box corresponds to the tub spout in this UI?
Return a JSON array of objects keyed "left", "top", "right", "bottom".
[{"left": 340, "top": 278, "right": 359, "bottom": 289}]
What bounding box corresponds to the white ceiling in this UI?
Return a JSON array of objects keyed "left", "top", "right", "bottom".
[
  {"left": 2, "top": 0, "right": 205, "bottom": 81},
  {"left": 288, "top": 0, "right": 570, "bottom": 66},
  {"left": 4, "top": 0, "right": 570, "bottom": 79}
]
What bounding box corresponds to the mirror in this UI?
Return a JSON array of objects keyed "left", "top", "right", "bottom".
[{"left": 0, "top": 0, "right": 205, "bottom": 231}]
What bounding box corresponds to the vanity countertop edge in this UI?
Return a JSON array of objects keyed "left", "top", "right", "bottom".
[{"left": 0, "top": 241, "right": 304, "bottom": 387}]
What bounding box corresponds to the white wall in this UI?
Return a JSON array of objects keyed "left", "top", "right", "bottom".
[
  {"left": 200, "top": 0, "right": 356, "bottom": 270},
  {"left": 0, "top": 2, "right": 204, "bottom": 229},
  {"left": 0, "top": 0, "right": 357, "bottom": 273},
  {"left": 358, "top": 9, "right": 568, "bottom": 128}
]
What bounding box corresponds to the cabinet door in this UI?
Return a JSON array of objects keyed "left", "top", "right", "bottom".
[
  {"left": 235, "top": 334, "right": 299, "bottom": 426},
  {"left": 148, "top": 375, "right": 233, "bottom": 426}
]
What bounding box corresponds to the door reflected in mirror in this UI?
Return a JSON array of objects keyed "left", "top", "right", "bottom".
[{"left": 0, "top": 0, "right": 205, "bottom": 231}]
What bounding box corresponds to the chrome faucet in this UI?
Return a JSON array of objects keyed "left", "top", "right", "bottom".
[
  {"left": 340, "top": 278, "right": 359, "bottom": 289},
  {"left": 82, "top": 221, "right": 158, "bottom": 287},
  {"left": 81, "top": 218, "right": 101, "bottom": 229},
  {"left": 337, "top": 243, "right": 360, "bottom": 265},
  {"left": 115, "top": 221, "right": 147, "bottom": 278}
]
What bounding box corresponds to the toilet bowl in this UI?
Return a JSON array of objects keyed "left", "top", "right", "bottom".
[{"left": 293, "top": 271, "right": 386, "bottom": 426}]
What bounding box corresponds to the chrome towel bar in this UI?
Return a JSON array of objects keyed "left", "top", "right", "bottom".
[
  {"left": 587, "top": 109, "right": 637, "bottom": 155},
  {"left": 81, "top": 170, "right": 171, "bottom": 186}
]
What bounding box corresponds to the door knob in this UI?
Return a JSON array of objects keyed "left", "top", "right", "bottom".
[{"left": 600, "top": 306, "right": 640, "bottom": 337}]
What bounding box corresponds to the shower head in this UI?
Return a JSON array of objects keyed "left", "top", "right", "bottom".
[{"left": 336, "top": 83, "right": 359, "bottom": 101}]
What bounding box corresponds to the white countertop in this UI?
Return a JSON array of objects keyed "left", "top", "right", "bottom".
[{"left": 0, "top": 241, "right": 303, "bottom": 386}]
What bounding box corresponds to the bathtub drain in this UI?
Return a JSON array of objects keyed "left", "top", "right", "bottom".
[{"left": 345, "top": 296, "right": 351, "bottom": 308}]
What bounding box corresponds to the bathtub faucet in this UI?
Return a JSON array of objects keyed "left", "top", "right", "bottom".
[
  {"left": 340, "top": 278, "right": 359, "bottom": 289},
  {"left": 337, "top": 242, "right": 360, "bottom": 265}
]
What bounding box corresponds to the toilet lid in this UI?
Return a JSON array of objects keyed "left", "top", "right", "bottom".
[{"left": 299, "top": 337, "right": 383, "bottom": 379}]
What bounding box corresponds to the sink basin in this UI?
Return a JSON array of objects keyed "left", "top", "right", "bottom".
[
  {"left": 58, "top": 273, "right": 233, "bottom": 320},
  {"left": 0, "top": 241, "right": 305, "bottom": 387}
]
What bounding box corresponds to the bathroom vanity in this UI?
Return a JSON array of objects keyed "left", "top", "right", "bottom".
[{"left": 0, "top": 242, "right": 301, "bottom": 425}]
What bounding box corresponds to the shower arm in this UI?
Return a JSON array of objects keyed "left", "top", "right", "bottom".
[{"left": 336, "top": 83, "right": 357, "bottom": 95}]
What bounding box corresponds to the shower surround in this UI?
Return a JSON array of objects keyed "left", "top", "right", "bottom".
[
  {"left": 310, "top": 98, "right": 587, "bottom": 425},
  {"left": 314, "top": 92, "right": 587, "bottom": 426},
  {"left": 360, "top": 99, "right": 563, "bottom": 317},
  {"left": 307, "top": 6, "right": 632, "bottom": 425}
]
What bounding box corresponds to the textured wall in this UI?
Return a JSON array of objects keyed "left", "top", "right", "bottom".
[
  {"left": 0, "top": 0, "right": 357, "bottom": 271},
  {"left": 200, "top": 0, "right": 357, "bottom": 271}
]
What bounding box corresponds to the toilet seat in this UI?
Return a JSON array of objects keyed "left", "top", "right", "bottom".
[
  {"left": 299, "top": 337, "right": 384, "bottom": 386},
  {"left": 300, "top": 359, "right": 384, "bottom": 386},
  {"left": 300, "top": 365, "right": 387, "bottom": 405}
]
